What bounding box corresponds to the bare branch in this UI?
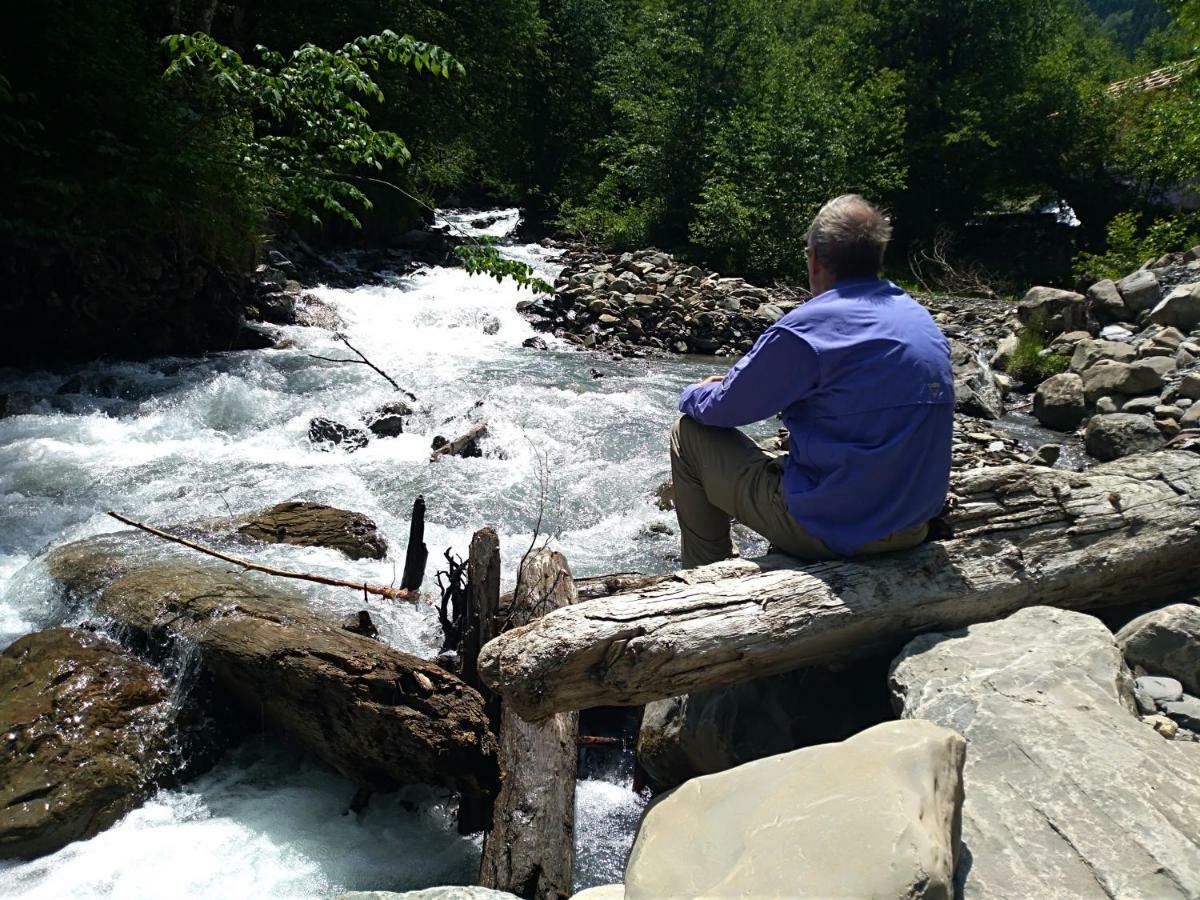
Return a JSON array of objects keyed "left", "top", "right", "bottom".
[
  {"left": 309, "top": 334, "right": 419, "bottom": 401},
  {"left": 107, "top": 511, "right": 417, "bottom": 603}
]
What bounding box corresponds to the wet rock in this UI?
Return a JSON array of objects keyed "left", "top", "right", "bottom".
[
  {"left": 637, "top": 663, "right": 893, "bottom": 790},
  {"left": 365, "top": 399, "right": 410, "bottom": 439},
  {"left": 521, "top": 337, "right": 548, "bottom": 351},
  {"left": 1116, "top": 269, "right": 1162, "bottom": 314},
  {"left": 890, "top": 606, "right": 1200, "bottom": 898},
  {"left": 1032, "top": 372, "right": 1085, "bottom": 431},
  {"left": 1149, "top": 283, "right": 1200, "bottom": 331},
  {"left": 1084, "top": 413, "right": 1163, "bottom": 461},
  {"left": 951, "top": 340, "right": 1004, "bottom": 419},
  {"left": 308, "top": 417, "right": 369, "bottom": 452},
  {"left": 623, "top": 721, "right": 965, "bottom": 900},
  {"left": 480, "top": 314, "right": 501, "bottom": 336},
  {"left": 1034, "top": 443, "right": 1062, "bottom": 466},
  {"left": 0, "top": 628, "right": 177, "bottom": 860},
  {"left": 653, "top": 480, "right": 675, "bottom": 512},
  {"left": 1018, "top": 286, "right": 1086, "bottom": 334},
  {"left": 237, "top": 501, "right": 388, "bottom": 560},
  {"left": 1116, "top": 604, "right": 1200, "bottom": 695},
  {"left": 342, "top": 610, "right": 379, "bottom": 639}
]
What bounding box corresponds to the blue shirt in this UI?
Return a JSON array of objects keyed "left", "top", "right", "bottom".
[{"left": 679, "top": 278, "right": 954, "bottom": 556}]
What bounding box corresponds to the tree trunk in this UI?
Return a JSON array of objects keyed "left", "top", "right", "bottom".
[
  {"left": 45, "top": 549, "right": 499, "bottom": 798},
  {"left": 481, "top": 549, "right": 579, "bottom": 900},
  {"left": 479, "top": 451, "right": 1200, "bottom": 720}
]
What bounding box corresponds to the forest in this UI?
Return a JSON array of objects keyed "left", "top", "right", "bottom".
[{"left": 0, "top": 0, "right": 1197, "bottom": 361}]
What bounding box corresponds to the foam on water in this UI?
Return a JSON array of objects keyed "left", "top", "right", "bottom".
[{"left": 0, "top": 209, "right": 689, "bottom": 896}]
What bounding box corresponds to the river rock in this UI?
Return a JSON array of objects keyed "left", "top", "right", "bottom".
[
  {"left": 1032, "top": 372, "right": 1085, "bottom": 431},
  {"left": 1081, "top": 360, "right": 1167, "bottom": 403},
  {"left": 1135, "top": 675, "right": 1184, "bottom": 704},
  {"left": 951, "top": 340, "right": 1004, "bottom": 419},
  {"left": 1116, "top": 269, "right": 1162, "bottom": 314},
  {"left": 0, "top": 628, "right": 177, "bottom": 860},
  {"left": 1084, "top": 413, "right": 1162, "bottom": 460},
  {"left": 308, "top": 417, "right": 369, "bottom": 452},
  {"left": 890, "top": 606, "right": 1200, "bottom": 898},
  {"left": 622, "top": 720, "right": 965, "bottom": 900},
  {"left": 1086, "top": 278, "right": 1127, "bottom": 321},
  {"left": 236, "top": 501, "right": 388, "bottom": 560},
  {"left": 1018, "top": 286, "right": 1086, "bottom": 334},
  {"left": 636, "top": 663, "right": 892, "bottom": 790},
  {"left": 1150, "top": 283, "right": 1200, "bottom": 330},
  {"left": 1116, "top": 603, "right": 1200, "bottom": 695},
  {"left": 1069, "top": 338, "right": 1137, "bottom": 373}
]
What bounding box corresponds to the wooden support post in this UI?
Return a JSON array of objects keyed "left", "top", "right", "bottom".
[
  {"left": 459, "top": 526, "right": 502, "bottom": 835},
  {"left": 400, "top": 495, "right": 428, "bottom": 592},
  {"left": 480, "top": 549, "right": 580, "bottom": 900}
]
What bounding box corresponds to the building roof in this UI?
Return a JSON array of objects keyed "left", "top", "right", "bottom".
[{"left": 1108, "top": 58, "right": 1197, "bottom": 95}]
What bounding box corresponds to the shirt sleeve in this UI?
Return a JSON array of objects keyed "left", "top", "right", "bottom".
[{"left": 678, "top": 326, "right": 819, "bottom": 427}]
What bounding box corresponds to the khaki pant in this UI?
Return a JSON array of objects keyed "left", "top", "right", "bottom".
[{"left": 669, "top": 416, "right": 928, "bottom": 569}]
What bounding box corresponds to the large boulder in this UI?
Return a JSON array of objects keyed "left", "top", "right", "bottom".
[
  {"left": 622, "top": 720, "right": 965, "bottom": 899},
  {"left": 0, "top": 629, "right": 178, "bottom": 859},
  {"left": 1116, "top": 269, "right": 1162, "bottom": 314},
  {"left": 951, "top": 340, "right": 1004, "bottom": 420},
  {"left": 1018, "top": 286, "right": 1087, "bottom": 334},
  {"left": 1150, "top": 283, "right": 1200, "bottom": 331},
  {"left": 1086, "top": 278, "right": 1128, "bottom": 321},
  {"left": 1081, "top": 359, "right": 1169, "bottom": 403},
  {"left": 636, "top": 663, "right": 892, "bottom": 790},
  {"left": 1116, "top": 603, "right": 1200, "bottom": 696},
  {"left": 890, "top": 606, "right": 1200, "bottom": 898},
  {"left": 236, "top": 501, "right": 388, "bottom": 560},
  {"left": 1069, "top": 338, "right": 1136, "bottom": 374},
  {"left": 1084, "top": 412, "right": 1163, "bottom": 461},
  {"left": 1032, "top": 372, "right": 1086, "bottom": 431}
]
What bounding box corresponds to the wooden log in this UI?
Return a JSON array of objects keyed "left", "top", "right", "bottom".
[
  {"left": 479, "top": 450, "right": 1200, "bottom": 719},
  {"left": 43, "top": 546, "right": 499, "bottom": 798},
  {"left": 480, "top": 549, "right": 579, "bottom": 900},
  {"left": 400, "top": 495, "right": 428, "bottom": 592},
  {"left": 431, "top": 424, "right": 488, "bottom": 461}
]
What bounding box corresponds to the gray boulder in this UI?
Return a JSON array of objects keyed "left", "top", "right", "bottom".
[
  {"left": 1116, "top": 269, "right": 1162, "bottom": 314},
  {"left": 1084, "top": 413, "right": 1162, "bottom": 461},
  {"left": 1069, "top": 338, "right": 1137, "bottom": 374},
  {"left": 1086, "top": 278, "right": 1127, "bottom": 321},
  {"left": 1150, "top": 283, "right": 1200, "bottom": 331},
  {"left": 1116, "top": 603, "right": 1200, "bottom": 696},
  {"left": 1180, "top": 372, "right": 1200, "bottom": 401},
  {"left": 1032, "top": 372, "right": 1086, "bottom": 431},
  {"left": 951, "top": 340, "right": 1004, "bottom": 419},
  {"left": 1018, "top": 286, "right": 1087, "bottom": 334},
  {"left": 636, "top": 664, "right": 890, "bottom": 790},
  {"left": 1081, "top": 360, "right": 1168, "bottom": 403},
  {"left": 623, "top": 720, "right": 966, "bottom": 900},
  {"left": 891, "top": 606, "right": 1200, "bottom": 898}
]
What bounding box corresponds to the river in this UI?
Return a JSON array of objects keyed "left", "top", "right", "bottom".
[{"left": 0, "top": 209, "right": 745, "bottom": 897}]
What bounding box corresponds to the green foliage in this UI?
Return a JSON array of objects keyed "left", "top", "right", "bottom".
[
  {"left": 1007, "top": 314, "right": 1071, "bottom": 385},
  {"left": 162, "top": 31, "right": 463, "bottom": 228},
  {"left": 455, "top": 241, "right": 551, "bottom": 292},
  {"left": 1074, "top": 210, "right": 1200, "bottom": 279}
]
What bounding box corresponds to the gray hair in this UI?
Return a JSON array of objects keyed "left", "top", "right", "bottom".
[{"left": 805, "top": 194, "right": 892, "bottom": 279}]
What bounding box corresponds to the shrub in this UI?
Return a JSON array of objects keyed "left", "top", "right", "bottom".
[{"left": 1073, "top": 210, "right": 1200, "bottom": 281}]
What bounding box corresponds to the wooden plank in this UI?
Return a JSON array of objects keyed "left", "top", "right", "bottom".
[
  {"left": 478, "top": 451, "right": 1200, "bottom": 719},
  {"left": 480, "top": 549, "right": 579, "bottom": 900}
]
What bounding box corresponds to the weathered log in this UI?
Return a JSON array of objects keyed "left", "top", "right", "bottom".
[
  {"left": 479, "top": 450, "right": 1200, "bottom": 719},
  {"left": 43, "top": 547, "right": 499, "bottom": 798},
  {"left": 431, "top": 423, "right": 488, "bottom": 461},
  {"left": 400, "top": 495, "right": 428, "bottom": 592},
  {"left": 480, "top": 549, "right": 579, "bottom": 900}
]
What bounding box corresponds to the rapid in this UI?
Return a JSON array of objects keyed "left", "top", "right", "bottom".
[{"left": 0, "top": 209, "right": 734, "bottom": 897}]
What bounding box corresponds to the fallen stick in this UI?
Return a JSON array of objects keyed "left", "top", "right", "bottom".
[
  {"left": 478, "top": 450, "right": 1200, "bottom": 719},
  {"left": 310, "top": 334, "right": 419, "bottom": 401},
  {"left": 107, "top": 512, "right": 417, "bottom": 603}
]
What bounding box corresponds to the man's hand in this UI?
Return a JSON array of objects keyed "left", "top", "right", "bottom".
[{"left": 695, "top": 374, "right": 724, "bottom": 387}]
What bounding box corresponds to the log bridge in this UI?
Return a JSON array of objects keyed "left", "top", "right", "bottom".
[{"left": 479, "top": 450, "right": 1200, "bottom": 720}]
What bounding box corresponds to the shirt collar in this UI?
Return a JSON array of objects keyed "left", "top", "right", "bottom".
[{"left": 809, "top": 277, "right": 891, "bottom": 304}]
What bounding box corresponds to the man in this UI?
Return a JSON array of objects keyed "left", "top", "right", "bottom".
[{"left": 671, "top": 194, "right": 953, "bottom": 569}]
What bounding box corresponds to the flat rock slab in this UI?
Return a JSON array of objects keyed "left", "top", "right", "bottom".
[
  {"left": 339, "top": 890, "right": 519, "bottom": 900},
  {"left": 891, "top": 606, "right": 1200, "bottom": 898},
  {"left": 236, "top": 501, "right": 388, "bottom": 560},
  {"left": 0, "top": 628, "right": 176, "bottom": 859},
  {"left": 621, "top": 720, "right": 965, "bottom": 899}
]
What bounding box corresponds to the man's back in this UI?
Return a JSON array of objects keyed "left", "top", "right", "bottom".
[{"left": 773, "top": 278, "right": 953, "bottom": 555}]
